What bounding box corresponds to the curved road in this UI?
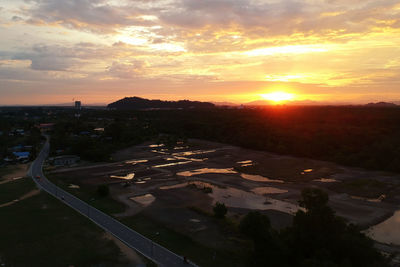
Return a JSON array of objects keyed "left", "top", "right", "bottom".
[{"left": 29, "top": 138, "right": 198, "bottom": 267}]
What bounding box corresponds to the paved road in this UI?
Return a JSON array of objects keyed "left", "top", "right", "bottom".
[{"left": 29, "top": 138, "right": 198, "bottom": 267}]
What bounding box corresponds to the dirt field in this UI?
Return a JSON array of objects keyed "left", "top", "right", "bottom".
[{"left": 49, "top": 139, "right": 400, "bottom": 250}]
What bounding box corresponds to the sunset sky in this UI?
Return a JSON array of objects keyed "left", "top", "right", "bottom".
[{"left": 1, "top": 0, "right": 400, "bottom": 105}]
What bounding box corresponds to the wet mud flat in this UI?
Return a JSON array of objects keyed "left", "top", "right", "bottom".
[{"left": 50, "top": 139, "right": 400, "bottom": 248}]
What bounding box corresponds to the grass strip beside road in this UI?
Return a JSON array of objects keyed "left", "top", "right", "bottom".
[
  {"left": 0, "top": 177, "right": 129, "bottom": 267},
  {"left": 45, "top": 173, "right": 126, "bottom": 214},
  {"left": 0, "top": 177, "right": 34, "bottom": 204},
  {"left": 122, "top": 213, "right": 248, "bottom": 267}
]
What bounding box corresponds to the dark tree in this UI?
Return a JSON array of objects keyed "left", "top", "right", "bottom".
[
  {"left": 213, "top": 202, "right": 227, "bottom": 218},
  {"left": 97, "top": 184, "right": 109, "bottom": 197}
]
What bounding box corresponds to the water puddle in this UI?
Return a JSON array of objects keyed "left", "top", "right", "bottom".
[
  {"left": 130, "top": 194, "right": 156, "bottom": 206},
  {"left": 174, "top": 146, "right": 188, "bottom": 150},
  {"left": 366, "top": 210, "right": 400, "bottom": 245},
  {"left": 153, "top": 161, "right": 192, "bottom": 168},
  {"left": 351, "top": 194, "right": 385, "bottom": 203},
  {"left": 301, "top": 169, "right": 313, "bottom": 174},
  {"left": 149, "top": 144, "right": 164, "bottom": 148},
  {"left": 110, "top": 173, "right": 135, "bottom": 180},
  {"left": 173, "top": 156, "right": 208, "bottom": 162},
  {"left": 177, "top": 168, "right": 237, "bottom": 177},
  {"left": 240, "top": 173, "right": 284, "bottom": 183},
  {"left": 125, "top": 159, "right": 148, "bottom": 165},
  {"left": 251, "top": 187, "right": 288, "bottom": 195},
  {"left": 172, "top": 150, "right": 216, "bottom": 157},
  {"left": 313, "top": 178, "right": 337, "bottom": 183},
  {"left": 237, "top": 160, "right": 253, "bottom": 164}
]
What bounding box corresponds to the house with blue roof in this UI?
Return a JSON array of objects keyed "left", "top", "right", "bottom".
[{"left": 13, "top": 151, "right": 30, "bottom": 161}]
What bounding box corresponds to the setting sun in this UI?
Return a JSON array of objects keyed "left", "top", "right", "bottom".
[{"left": 260, "top": 92, "right": 295, "bottom": 103}]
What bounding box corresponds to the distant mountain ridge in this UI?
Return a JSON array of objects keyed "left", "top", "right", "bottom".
[
  {"left": 245, "top": 99, "right": 331, "bottom": 106},
  {"left": 107, "top": 97, "right": 215, "bottom": 110},
  {"left": 365, "top": 102, "right": 398, "bottom": 107}
]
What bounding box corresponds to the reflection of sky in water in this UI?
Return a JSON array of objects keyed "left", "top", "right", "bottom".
[
  {"left": 153, "top": 161, "right": 192, "bottom": 168},
  {"left": 366, "top": 210, "right": 400, "bottom": 245},
  {"left": 241, "top": 173, "right": 284, "bottom": 183},
  {"left": 237, "top": 160, "right": 253, "bottom": 164},
  {"left": 301, "top": 169, "right": 313, "bottom": 174},
  {"left": 110, "top": 173, "right": 135, "bottom": 180},
  {"left": 177, "top": 168, "right": 237, "bottom": 177},
  {"left": 149, "top": 144, "right": 164, "bottom": 148},
  {"left": 125, "top": 159, "right": 148, "bottom": 165},
  {"left": 173, "top": 156, "right": 208, "bottom": 162},
  {"left": 172, "top": 150, "right": 216, "bottom": 157}
]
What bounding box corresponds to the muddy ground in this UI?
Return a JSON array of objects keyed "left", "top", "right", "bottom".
[{"left": 49, "top": 139, "right": 400, "bottom": 250}]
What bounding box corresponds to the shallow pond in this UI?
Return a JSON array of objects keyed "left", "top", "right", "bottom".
[
  {"left": 177, "top": 168, "right": 237, "bottom": 177},
  {"left": 172, "top": 149, "right": 216, "bottom": 157},
  {"left": 125, "top": 159, "right": 148, "bottom": 165},
  {"left": 153, "top": 161, "right": 192, "bottom": 168},
  {"left": 110, "top": 173, "right": 135, "bottom": 180}
]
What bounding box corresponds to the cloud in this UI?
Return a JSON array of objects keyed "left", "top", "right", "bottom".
[
  {"left": 106, "top": 60, "right": 148, "bottom": 79},
  {"left": 23, "top": 0, "right": 155, "bottom": 33}
]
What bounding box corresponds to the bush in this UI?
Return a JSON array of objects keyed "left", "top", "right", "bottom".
[
  {"left": 213, "top": 202, "right": 227, "bottom": 218},
  {"left": 97, "top": 184, "right": 109, "bottom": 197},
  {"left": 202, "top": 186, "right": 213, "bottom": 193}
]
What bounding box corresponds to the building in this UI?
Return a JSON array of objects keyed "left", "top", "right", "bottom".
[
  {"left": 75, "top": 101, "right": 81, "bottom": 110},
  {"left": 13, "top": 151, "right": 30, "bottom": 161},
  {"left": 54, "top": 155, "right": 80, "bottom": 166}
]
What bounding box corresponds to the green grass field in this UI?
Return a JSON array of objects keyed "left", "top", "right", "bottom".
[
  {"left": 0, "top": 172, "right": 130, "bottom": 266},
  {"left": 46, "top": 173, "right": 126, "bottom": 214},
  {"left": 45, "top": 173, "right": 248, "bottom": 266},
  {"left": 0, "top": 177, "right": 34, "bottom": 203},
  {"left": 122, "top": 214, "right": 247, "bottom": 267}
]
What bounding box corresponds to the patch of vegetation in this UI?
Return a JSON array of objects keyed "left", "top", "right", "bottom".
[
  {"left": 239, "top": 188, "right": 388, "bottom": 267},
  {"left": 213, "top": 202, "right": 228, "bottom": 218},
  {"left": 0, "top": 177, "right": 33, "bottom": 203},
  {"left": 97, "top": 184, "right": 110, "bottom": 197},
  {"left": 121, "top": 213, "right": 247, "bottom": 267},
  {"left": 46, "top": 173, "right": 126, "bottom": 214},
  {"left": 202, "top": 186, "right": 213, "bottom": 193},
  {"left": 0, "top": 178, "right": 129, "bottom": 266},
  {"left": 148, "top": 107, "right": 400, "bottom": 173},
  {"left": 187, "top": 205, "right": 213, "bottom": 217}
]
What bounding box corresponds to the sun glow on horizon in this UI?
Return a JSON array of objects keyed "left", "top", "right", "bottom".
[{"left": 260, "top": 92, "right": 295, "bottom": 103}]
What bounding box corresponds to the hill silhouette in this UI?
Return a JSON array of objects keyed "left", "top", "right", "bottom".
[{"left": 107, "top": 97, "right": 215, "bottom": 110}]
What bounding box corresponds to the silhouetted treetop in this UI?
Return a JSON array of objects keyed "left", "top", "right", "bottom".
[{"left": 107, "top": 97, "right": 215, "bottom": 110}]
